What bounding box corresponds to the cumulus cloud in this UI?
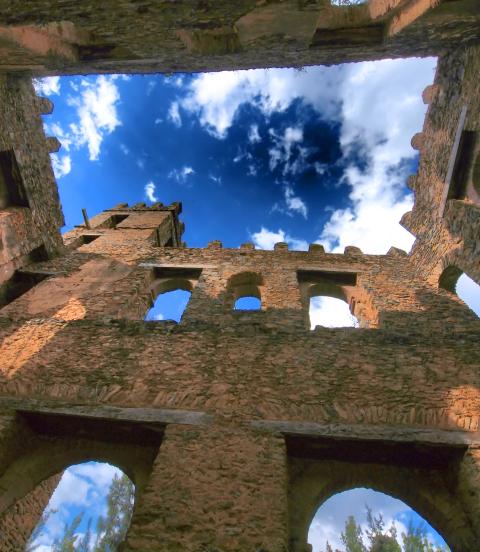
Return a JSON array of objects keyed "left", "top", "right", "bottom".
[
  {"left": 318, "top": 57, "right": 437, "bottom": 254},
  {"left": 178, "top": 58, "right": 436, "bottom": 253},
  {"left": 67, "top": 75, "right": 122, "bottom": 160},
  {"left": 145, "top": 181, "right": 158, "bottom": 202},
  {"left": 181, "top": 66, "right": 343, "bottom": 138},
  {"left": 51, "top": 153, "right": 72, "bottom": 179},
  {"left": 251, "top": 227, "right": 308, "bottom": 251},
  {"left": 33, "top": 76, "right": 61, "bottom": 96},
  {"left": 284, "top": 185, "right": 308, "bottom": 218},
  {"left": 168, "top": 165, "right": 195, "bottom": 185},
  {"left": 268, "top": 126, "right": 309, "bottom": 176},
  {"left": 43, "top": 75, "right": 123, "bottom": 178},
  {"left": 168, "top": 101, "right": 182, "bottom": 127}
]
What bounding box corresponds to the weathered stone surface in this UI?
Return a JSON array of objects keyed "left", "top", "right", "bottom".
[
  {"left": 0, "top": 0, "right": 479, "bottom": 75},
  {"left": 0, "top": 4, "right": 479, "bottom": 550}
]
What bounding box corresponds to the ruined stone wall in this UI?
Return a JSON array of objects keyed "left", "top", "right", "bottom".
[
  {"left": 403, "top": 44, "right": 480, "bottom": 287},
  {"left": 0, "top": 473, "right": 61, "bottom": 551},
  {"left": 0, "top": 206, "right": 478, "bottom": 550},
  {"left": 0, "top": 75, "right": 64, "bottom": 287},
  {"left": 0, "top": 0, "right": 479, "bottom": 76}
]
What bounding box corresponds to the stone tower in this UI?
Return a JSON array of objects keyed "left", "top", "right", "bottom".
[{"left": 0, "top": 1, "right": 479, "bottom": 551}]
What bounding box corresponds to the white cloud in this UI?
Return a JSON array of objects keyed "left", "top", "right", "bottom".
[
  {"left": 457, "top": 273, "right": 480, "bottom": 316},
  {"left": 145, "top": 181, "right": 158, "bottom": 202},
  {"left": 179, "top": 58, "right": 436, "bottom": 254},
  {"left": 48, "top": 470, "right": 91, "bottom": 509},
  {"left": 284, "top": 185, "right": 308, "bottom": 218},
  {"left": 120, "top": 143, "right": 130, "bottom": 155},
  {"left": 168, "top": 165, "right": 195, "bottom": 185},
  {"left": 67, "top": 75, "right": 122, "bottom": 160},
  {"left": 310, "top": 296, "right": 358, "bottom": 329},
  {"left": 181, "top": 66, "right": 343, "bottom": 138},
  {"left": 154, "top": 117, "right": 162, "bottom": 125},
  {"left": 168, "top": 101, "right": 182, "bottom": 127},
  {"left": 250, "top": 227, "right": 308, "bottom": 251},
  {"left": 268, "top": 126, "right": 308, "bottom": 176},
  {"left": 50, "top": 153, "right": 72, "bottom": 179},
  {"left": 209, "top": 174, "right": 222, "bottom": 184},
  {"left": 248, "top": 124, "right": 261, "bottom": 144},
  {"left": 318, "top": 57, "right": 437, "bottom": 254},
  {"left": 33, "top": 76, "right": 61, "bottom": 96},
  {"left": 69, "top": 462, "right": 121, "bottom": 490}
]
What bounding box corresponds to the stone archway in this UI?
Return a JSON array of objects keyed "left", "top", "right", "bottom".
[{"left": 288, "top": 456, "right": 478, "bottom": 552}]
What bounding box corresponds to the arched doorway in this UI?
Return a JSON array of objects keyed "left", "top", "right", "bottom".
[
  {"left": 26, "top": 461, "right": 135, "bottom": 551},
  {"left": 308, "top": 488, "right": 449, "bottom": 551}
]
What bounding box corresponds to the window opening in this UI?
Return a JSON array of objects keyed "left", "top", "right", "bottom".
[
  {"left": 447, "top": 130, "right": 479, "bottom": 203},
  {"left": 439, "top": 266, "right": 480, "bottom": 317},
  {"left": 26, "top": 461, "right": 135, "bottom": 551},
  {"left": 100, "top": 213, "right": 129, "bottom": 229},
  {"left": 145, "top": 288, "right": 191, "bottom": 322},
  {"left": 0, "top": 149, "right": 29, "bottom": 209},
  {"left": 226, "top": 272, "right": 263, "bottom": 310},
  {"left": 145, "top": 266, "right": 201, "bottom": 322},
  {"left": 81, "top": 234, "right": 101, "bottom": 244},
  {"left": 297, "top": 270, "right": 359, "bottom": 329},
  {"left": 308, "top": 488, "right": 450, "bottom": 552},
  {"left": 0, "top": 270, "right": 49, "bottom": 309},
  {"left": 309, "top": 296, "right": 359, "bottom": 328},
  {"left": 28, "top": 244, "right": 49, "bottom": 263},
  {"left": 234, "top": 296, "right": 261, "bottom": 310}
]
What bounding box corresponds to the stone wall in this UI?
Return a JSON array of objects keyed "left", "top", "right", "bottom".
[
  {"left": 403, "top": 44, "right": 480, "bottom": 287},
  {"left": 0, "top": 0, "right": 479, "bottom": 75},
  {"left": 0, "top": 74, "right": 64, "bottom": 289},
  {"left": 0, "top": 473, "right": 61, "bottom": 551},
  {"left": 0, "top": 207, "right": 478, "bottom": 549}
]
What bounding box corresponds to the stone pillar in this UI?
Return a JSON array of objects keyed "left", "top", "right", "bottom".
[
  {"left": 457, "top": 447, "right": 480, "bottom": 545},
  {"left": 125, "top": 423, "right": 289, "bottom": 551},
  {"left": 0, "top": 473, "right": 61, "bottom": 551}
]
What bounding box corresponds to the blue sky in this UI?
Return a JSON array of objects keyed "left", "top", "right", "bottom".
[{"left": 29, "top": 57, "right": 478, "bottom": 550}]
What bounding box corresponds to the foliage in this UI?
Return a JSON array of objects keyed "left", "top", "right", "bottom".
[
  {"left": 93, "top": 473, "right": 135, "bottom": 552},
  {"left": 26, "top": 472, "right": 135, "bottom": 552},
  {"left": 324, "top": 506, "right": 450, "bottom": 552}
]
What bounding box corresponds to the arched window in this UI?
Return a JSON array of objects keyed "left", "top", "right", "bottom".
[
  {"left": 145, "top": 277, "right": 193, "bottom": 322},
  {"left": 26, "top": 461, "right": 135, "bottom": 551},
  {"left": 439, "top": 266, "right": 480, "bottom": 316},
  {"left": 234, "top": 296, "right": 261, "bottom": 310},
  {"left": 308, "top": 488, "right": 449, "bottom": 552},
  {"left": 226, "top": 272, "right": 263, "bottom": 311},
  {"left": 309, "top": 296, "right": 359, "bottom": 329}
]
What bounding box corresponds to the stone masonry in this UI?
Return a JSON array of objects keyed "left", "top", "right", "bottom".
[{"left": 0, "top": 1, "right": 479, "bottom": 551}]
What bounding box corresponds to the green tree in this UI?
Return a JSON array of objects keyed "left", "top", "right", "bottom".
[
  {"left": 324, "top": 506, "right": 450, "bottom": 552},
  {"left": 93, "top": 473, "right": 135, "bottom": 552},
  {"left": 52, "top": 511, "right": 84, "bottom": 552},
  {"left": 341, "top": 515, "right": 367, "bottom": 552}
]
